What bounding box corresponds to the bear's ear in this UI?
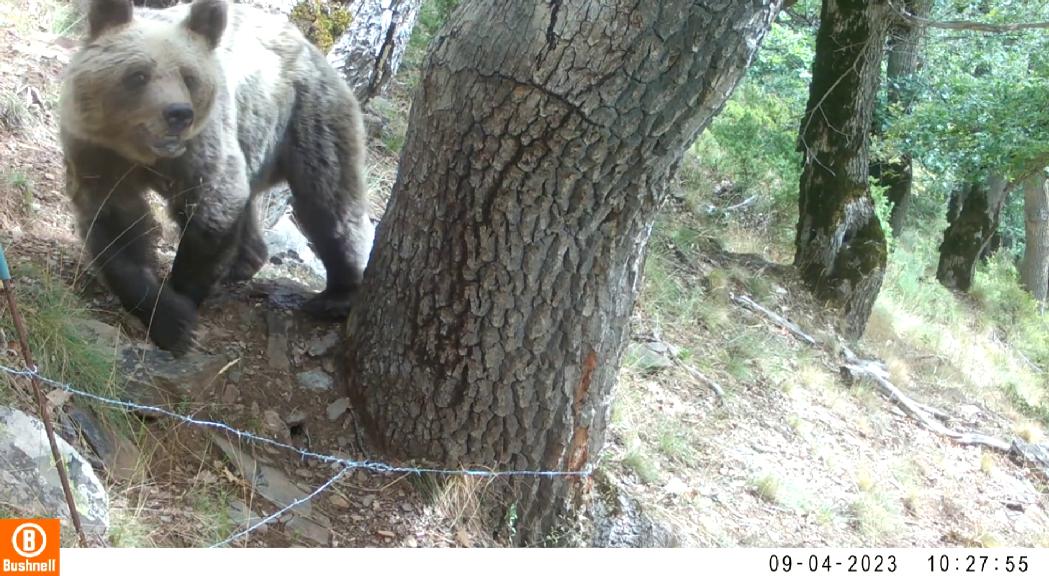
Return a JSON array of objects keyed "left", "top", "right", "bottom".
[
  {"left": 88, "top": 0, "right": 133, "bottom": 40},
  {"left": 185, "top": 0, "right": 228, "bottom": 50}
]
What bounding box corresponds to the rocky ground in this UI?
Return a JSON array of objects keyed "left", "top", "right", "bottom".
[{"left": 0, "top": 4, "right": 463, "bottom": 547}]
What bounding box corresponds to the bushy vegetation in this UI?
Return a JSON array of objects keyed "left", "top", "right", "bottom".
[{"left": 650, "top": 0, "right": 1049, "bottom": 429}]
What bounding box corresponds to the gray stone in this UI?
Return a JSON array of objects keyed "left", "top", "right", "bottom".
[
  {"left": 211, "top": 434, "right": 313, "bottom": 515},
  {"left": 624, "top": 341, "right": 677, "bottom": 373},
  {"left": 265, "top": 311, "right": 291, "bottom": 371},
  {"left": 73, "top": 319, "right": 122, "bottom": 348},
  {"left": 307, "top": 331, "right": 340, "bottom": 357},
  {"left": 328, "top": 493, "right": 351, "bottom": 509},
  {"left": 285, "top": 514, "right": 331, "bottom": 546},
  {"left": 210, "top": 434, "right": 333, "bottom": 545},
  {"left": 326, "top": 398, "right": 350, "bottom": 422},
  {"left": 296, "top": 369, "right": 334, "bottom": 391},
  {"left": 229, "top": 499, "right": 268, "bottom": 534},
  {"left": 262, "top": 410, "right": 288, "bottom": 439},
  {"left": 67, "top": 406, "right": 142, "bottom": 483},
  {"left": 119, "top": 347, "right": 229, "bottom": 406},
  {"left": 0, "top": 407, "right": 109, "bottom": 536},
  {"left": 286, "top": 409, "right": 307, "bottom": 427}
]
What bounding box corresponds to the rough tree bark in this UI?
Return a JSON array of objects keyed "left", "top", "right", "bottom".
[
  {"left": 1021, "top": 169, "right": 1049, "bottom": 300},
  {"left": 871, "top": 0, "right": 930, "bottom": 235},
  {"left": 936, "top": 174, "right": 1009, "bottom": 291},
  {"left": 344, "top": 0, "right": 781, "bottom": 544},
  {"left": 327, "top": 0, "right": 422, "bottom": 105},
  {"left": 795, "top": 0, "right": 890, "bottom": 340}
]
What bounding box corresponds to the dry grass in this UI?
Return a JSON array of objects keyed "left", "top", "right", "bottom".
[{"left": 606, "top": 150, "right": 1049, "bottom": 546}]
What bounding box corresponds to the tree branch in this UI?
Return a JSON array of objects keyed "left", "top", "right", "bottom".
[{"left": 891, "top": 1, "right": 1049, "bottom": 33}]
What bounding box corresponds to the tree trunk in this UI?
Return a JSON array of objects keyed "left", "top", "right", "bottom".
[
  {"left": 795, "top": 0, "right": 889, "bottom": 340},
  {"left": 1022, "top": 169, "right": 1049, "bottom": 301},
  {"left": 327, "top": 0, "right": 422, "bottom": 105},
  {"left": 936, "top": 174, "right": 1009, "bottom": 291},
  {"left": 344, "top": 0, "right": 781, "bottom": 544},
  {"left": 870, "top": 0, "right": 930, "bottom": 235}
]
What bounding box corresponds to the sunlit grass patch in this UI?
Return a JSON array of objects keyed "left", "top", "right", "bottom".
[
  {"left": 108, "top": 506, "right": 158, "bottom": 548},
  {"left": 750, "top": 473, "right": 781, "bottom": 504},
  {"left": 655, "top": 419, "right": 696, "bottom": 463},
  {"left": 0, "top": 264, "right": 119, "bottom": 399},
  {"left": 622, "top": 444, "right": 661, "bottom": 485},
  {"left": 850, "top": 490, "right": 903, "bottom": 544}
]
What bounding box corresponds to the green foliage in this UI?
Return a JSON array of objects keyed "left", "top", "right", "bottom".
[
  {"left": 889, "top": 1, "right": 1049, "bottom": 181},
  {"left": 404, "top": 0, "right": 461, "bottom": 71},
  {"left": 701, "top": 6, "right": 814, "bottom": 214},
  {"left": 869, "top": 178, "right": 895, "bottom": 251},
  {"left": 705, "top": 84, "right": 801, "bottom": 203},
  {"left": 972, "top": 253, "right": 1049, "bottom": 373}
]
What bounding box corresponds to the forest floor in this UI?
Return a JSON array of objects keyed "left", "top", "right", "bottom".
[{"left": 1, "top": 0, "right": 1047, "bottom": 548}]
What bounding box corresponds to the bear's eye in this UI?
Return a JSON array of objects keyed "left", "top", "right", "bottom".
[
  {"left": 123, "top": 71, "right": 150, "bottom": 89},
  {"left": 183, "top": 72, "right": 199, "bottom": 91}
]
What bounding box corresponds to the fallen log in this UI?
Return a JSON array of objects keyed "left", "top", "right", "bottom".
[{"left": 734, "top": 292, "right": 1049, "bottom": 479}]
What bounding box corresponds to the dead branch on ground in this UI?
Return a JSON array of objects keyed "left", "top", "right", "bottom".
[{"left": 733, "top": 292, "right": 1049, "bottom": 478}]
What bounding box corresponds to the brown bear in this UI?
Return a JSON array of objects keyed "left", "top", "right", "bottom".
[{"left": 60, "top": 0, "right": 372, "bottom": 354}]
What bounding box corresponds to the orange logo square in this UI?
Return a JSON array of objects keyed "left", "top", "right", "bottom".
[{"left": 0, "top": 519, "right": 60, "bottom": 575}]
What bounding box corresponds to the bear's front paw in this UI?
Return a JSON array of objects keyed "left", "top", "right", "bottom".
[
  {"left": 302, "top": 288, "right": 356, "bottom": 320},
  {"left": 146, "top": 291, "right": 199, "bottom": 356}
]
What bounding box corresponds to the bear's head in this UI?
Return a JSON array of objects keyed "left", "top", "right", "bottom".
[{"left": 61, "top": 0, "right": 227, "bottom": 164}]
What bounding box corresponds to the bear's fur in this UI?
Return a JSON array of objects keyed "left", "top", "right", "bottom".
[{"left": 61, "top": 0, "right": 373, "bottom": 354}]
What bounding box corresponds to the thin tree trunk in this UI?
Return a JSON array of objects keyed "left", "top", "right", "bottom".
[
  {"left": 1022, "top": 169, "right": 1049, "bottom": 300},
  {"left": 936, "top": 174, "right": 1009, "bottom": 291},
  {"left": 795, "top": 0, "right": 890, "bottom": 340},
  {"left": 871, "top": 0, "right": 930, "bottom": 235},
  {"left": 327, "top": 0, "right": 422, "bottom": 105},
  {"left": 345, "top": 0, "right": 781, "bottom": 544}
]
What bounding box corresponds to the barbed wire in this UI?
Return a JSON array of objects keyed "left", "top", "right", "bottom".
[
  {"left": 0, "top": 361, "right": 591, "bottom": 546},
  {"left": 210, "top": 466, "right": 352, "bottom": 548}
]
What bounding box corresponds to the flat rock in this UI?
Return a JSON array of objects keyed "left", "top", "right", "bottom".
[
  {"left": 307, "top": 331, "right": 340, "bottom": 357},
  {"left": 119, "top": 347, "right": 230, "bottom": 407},
  {"left": 265, "top": 311, "right": 292, "bottom": 371},
  {"left": 262, "top": 410, "right": 290, "bottom": 441},
  {"left": 73, "top": 319, "right": 122, "bottom": 349},
  {"left": 285, "top": 514, "right": 331, "bottom": 546},
  {"left": 326, "top": 398, "right": 350, "bottom": 422},
  {"left": 67, "top": 405, "right": 142, "bottom": 483},
  {"left": 0, "top": 407, "right": 109, "bottom": 536},
  {"left": 286, "top": 409, "right": 307, "bottom": 427},
  {"left": 296, "top": 369, "right": 334, "bottom": 391},
  {"left": 210, "top": 433, "right": 334, "bottom": 545},
  {"left": 229, "top": 499, "right": 268, "bottom": 534},
  {"left": 211, "top": 434, "right": 312, "bottom": 515},
  {"left": 624, "top": 341, "right": 677, "bottom": 373}
]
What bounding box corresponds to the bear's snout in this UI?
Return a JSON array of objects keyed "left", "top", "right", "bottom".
[{"left": 163, "top": 103, "right": 194, "bottom": 133}]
